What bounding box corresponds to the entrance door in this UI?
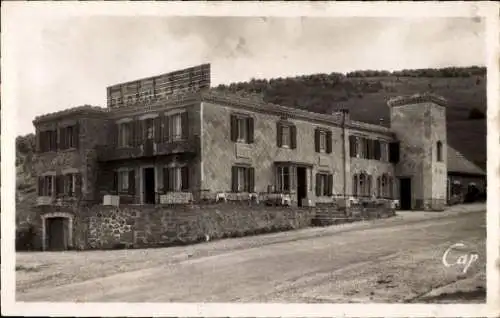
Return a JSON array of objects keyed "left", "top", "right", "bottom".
[
  {"left": 296, "top": 167, "right": 308, "bottom": 207},
  {"left": 46, "top": 217, "right": 67, "bottom": 251},
  {"left": 143, "top": 167, "right": 156, "bottom": 204},
  {"left": 399, "top": 177, "right": 412, "bottom": 210}
]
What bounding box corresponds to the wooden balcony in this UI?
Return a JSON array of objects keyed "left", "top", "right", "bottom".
[{"left": 96, "top": 136, "right": 200, "bottom": 162}]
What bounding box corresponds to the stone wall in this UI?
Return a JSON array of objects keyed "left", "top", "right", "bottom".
[
  {"left": 78, "top": 202, "right": 317, "bottom": 249},
  {"left": 21, "top": 197, "right": 396, "bottom": 251}
]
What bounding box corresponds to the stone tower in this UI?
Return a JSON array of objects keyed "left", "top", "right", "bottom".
[{"left": 388, "top": 93, "right": 447, "bottom": 211}]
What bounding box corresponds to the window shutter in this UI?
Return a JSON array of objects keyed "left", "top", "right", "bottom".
[
  {"left": 38, "top": 177, "right": 44, "bottom": 196},
  {"left": 112, "top": 123, "right": 119, "bottom": 146},
  {"left": 290, "top": 125, "right": 297, "bottom": 149},
  {"left": 181, "top": 111, "right": 189, "bottom": 140},
  {"left": 349, "top": 136, "right": 356, "bottom": 157},
  {"left": 326, "top": 130, "right": 333, "bottom": 154},
  {"left": 365, "top": 139, "right": 370, "bottom": 159},
  {"left": 181, "top": 166, "right": 189, "bottom": 191},
  {"left": 247, "top": 117, "right": 254, "bottom": 144},
  {"left": 369, "top": 139, "right": 374, "bottom": 159},
  {"left": 328, "top": 174, "right": 334, "bottom": 196},
  {"left": 128, "top": 170, "right": 135, "bottom": 195},
  {"left": 73, "top": 123, "right": 80, "bottom": 149},
  {"left": 352, "top": 175, "right": 358, "bottom": 196},
  {"left": 154, "top": 116, "right": 162, "bottom": 143},
  {"left": 163, "top": 168, "right": 170, "bottom": 192},
  {"left": 315, "top": 173, "right": 321, "bottom": 196},
  {"left": 163, "top": 116, "right": 170, "bottom": 142},
  {"left": 112, "top": 171, "right": 118, "bottom": 194},
  {"left": 374, "top": 140, "right": 381, "bottom": 160},
  {"left": 367, "top": 175, "right": 372, "bottom": 196},
  {"left": 58, "top": 128, "right": 65, "bottom": 150},
  {"left": 75, "top": 173, "right": 82, "bottom": 197},
  {"left": 51, "top": 130, "right": 57, "bottom": 151},
  {"left": 276, "top": 122, "right": 283, "bottom": 147},
  {"left": 135, "top": 120, "right": 142, "bottom": 146},
  {"left": 54, "top": 175, "right": 61, "bottom": 196},
  {"left": 377, "top": 177, "right": 381, "bottom": 197},
  {"left": 314, "top": 129, "right": 320, "bottom": 152},
  {"left": 248, "top": 167, "right": 255, "bottom": 193},
  {"left": 389, "top": 141, "right": 400, "bottom": 163},
  {"left": 230, "top": 114, "right": 238, "bottom": 142},
  {"left": 231, "top": 166, "right": 238, "bottom": 192}
]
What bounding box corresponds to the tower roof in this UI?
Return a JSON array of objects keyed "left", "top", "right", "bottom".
[{"left": 388, "top": 93, "right": 447, "bottom": 107}]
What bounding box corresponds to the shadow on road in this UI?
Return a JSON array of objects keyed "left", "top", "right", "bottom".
[{"left": 408, "top": 286, "right": 486, "bottom": 303}]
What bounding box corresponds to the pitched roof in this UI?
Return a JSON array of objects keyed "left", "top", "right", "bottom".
[{"left": 447, "top": 145, "right": 486, "bottom": 176}]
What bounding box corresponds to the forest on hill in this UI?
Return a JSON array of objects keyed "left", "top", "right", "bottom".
[
  {"left": 213, "top": 66, "right": 486, "bottom": 169},
  {"left": 16, "top": 66, "right": 487, "bottom": 210}
]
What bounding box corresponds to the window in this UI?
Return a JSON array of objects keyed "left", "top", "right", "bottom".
[
  {"left": 437, "top": 141, "right": 443, "bottom": 162},
  {"left": 237, "top": 117, "right": 248, "bottom": 142},
  {"left": 118, "top": 122, "right": 132, "bottom": 147},
  {"left": 276, "top": 166, "right": 291, "bottom": 192},
  {"left": 315, "top": 128, "right": 332, "bottom": 153},
  {"left": 64, "top": 173, "right": 76, "bottom": 196},
  {"left": 277, "top": 122, "right": 296, "bottom": 149},
  {"left": 170, "top": 114, "right": 182, "bottom": 140},
  {"left": 38, "top": 175, "right": 54, "bottom": 196},
  {"left": 231, "top": 166, "right": 255, "bottom": 193},
  {"left": 145, "top": 119, "right": 155, "bottom": 140},
  {"left": 282, "top": 126, "right": 290, "bottom": 147},
  {"left": 119, "top": 170, "right": 129, "bottom": 192},
  {"left": 353, "top": 172, "right": 372, "bottom": 197},
  {"left": 163, "top": 166, "right": 189, "bottom": 192},
  {"left": 315, "top": 173, "right": 333, "bottom": 197},
  {"left": 319, "top": 132, "right": 327, "bottom": 151},
  {"left": 359, "top": 173, "right": 365, "bottom": 196},
  {"left": 376, "top": 174, "right": 393, "bottom": 198},
  {"left": 162, "top": 112, "right": 188, "bottom": 141},
  {"left": 230, "top": 114, "right": 254, "bottom": 144},
  {"left": 59, "top": 126, "right": 75, "bottom": 149},
  {"left": 39, "top": 130, "right": 57, "bottom": 152}
]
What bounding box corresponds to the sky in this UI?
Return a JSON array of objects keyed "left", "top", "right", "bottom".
[{"left": 8, "top": 15, "right": 486, "bottom": 136}]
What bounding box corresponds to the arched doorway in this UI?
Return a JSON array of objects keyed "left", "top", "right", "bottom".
[{"left": 42, "top": 212, "right": 73, "bottom": 251}]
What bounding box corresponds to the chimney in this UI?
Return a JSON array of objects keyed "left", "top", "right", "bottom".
[{"left": 333, "top": 108, "right": 350, "bottom": 122}]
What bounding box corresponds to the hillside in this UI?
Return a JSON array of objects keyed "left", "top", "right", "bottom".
[
  {"left": 15, "top": 66, "right": 487, "bottom": 214},
  {"left": 213, "top": 66, "right": 487, "bottom": 169}
]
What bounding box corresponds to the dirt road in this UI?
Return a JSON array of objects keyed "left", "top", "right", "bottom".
[{"left": 16, "top": 205, "right": 486, "bottom": 303}]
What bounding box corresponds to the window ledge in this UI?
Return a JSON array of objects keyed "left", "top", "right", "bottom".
[{"left": 59, "top": 148, "right": 78, "bottom": 153}]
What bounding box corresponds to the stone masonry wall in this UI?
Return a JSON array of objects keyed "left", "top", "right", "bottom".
[
  {"left": 77, "top": 203, "right": 317, "bottom": 249},
  {"left": 23, "top": 200, "right": 394, "bottom": 251}
]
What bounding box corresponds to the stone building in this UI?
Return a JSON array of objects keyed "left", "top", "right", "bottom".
[{"left": 31, "top": 64, "right": 485, "bottom": 250}]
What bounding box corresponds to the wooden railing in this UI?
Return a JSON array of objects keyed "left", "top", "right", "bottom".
[{"left": 96, "top": 136, "right": 200, "bottom": 161}]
